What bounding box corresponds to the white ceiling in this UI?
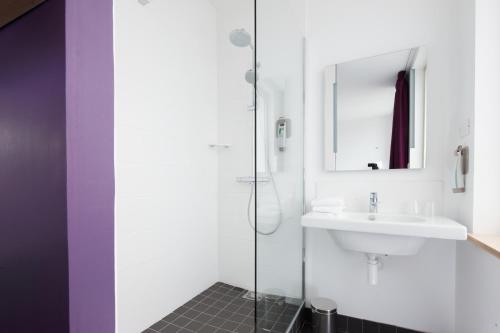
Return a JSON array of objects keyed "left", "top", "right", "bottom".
[{"left": 337, "top": 49, "right": 411, "bottom": 121}]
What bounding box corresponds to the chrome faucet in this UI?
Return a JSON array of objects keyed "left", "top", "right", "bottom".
[{"left": 369, "top": 192, "right": 378, "bottom": 214}]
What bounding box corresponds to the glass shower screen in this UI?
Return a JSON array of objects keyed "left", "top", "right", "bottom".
[{"left": 254, "top": 0, "right": 305, "bottom": 331}]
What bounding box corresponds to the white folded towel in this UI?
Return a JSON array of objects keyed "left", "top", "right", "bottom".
[
  {"left": 311, "top": 197, "right": 345, "bottom": 208},
  {"left": 312, "top": 206, "right": 345, "bottom": 215}
]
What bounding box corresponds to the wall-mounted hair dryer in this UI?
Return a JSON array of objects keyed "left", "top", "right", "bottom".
[{"left": 276, "top": 117, "right": 291, "bottom": 152}]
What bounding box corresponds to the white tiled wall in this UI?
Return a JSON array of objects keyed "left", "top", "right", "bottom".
[
  {"left": 455, "top": 241, "right": 500, "bottom": 333},
  {"left": 450, "top": 1, "right": 500, "bottom": 331},
  {"left": 114, "top": 1, "right": 219, "bottom": 332}
]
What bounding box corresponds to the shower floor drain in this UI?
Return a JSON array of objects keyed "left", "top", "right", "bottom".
[{"left": 241, "top": 290, "right": 263, "bottom": 301}]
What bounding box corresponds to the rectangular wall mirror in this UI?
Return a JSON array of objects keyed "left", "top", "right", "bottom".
[{"left": 324, "top": 47, "right": 427, "bottom": 172}]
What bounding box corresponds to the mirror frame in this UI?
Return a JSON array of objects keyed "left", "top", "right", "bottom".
[{"left": 323, "top": 48, "right": 428, "bottom": 172}]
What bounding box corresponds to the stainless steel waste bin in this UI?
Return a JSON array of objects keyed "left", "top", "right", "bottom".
[{"left": 311, "top": 298, "right": 337, "bottom": 333}]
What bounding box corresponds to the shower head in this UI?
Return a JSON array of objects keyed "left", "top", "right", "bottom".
[
  {"left": 230, "top": 29, "right": 257, "bottom": 85},
  {"left": 229, "top": 29, "right": 253, "bottom": 49}
]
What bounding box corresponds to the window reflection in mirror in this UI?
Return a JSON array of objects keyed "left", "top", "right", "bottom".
[{"left": 324, "top": 47, "right": 427, "bottom": 172}]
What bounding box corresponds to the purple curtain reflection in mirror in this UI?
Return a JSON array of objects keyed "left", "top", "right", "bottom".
[{"left": 389, "top": 71, "right": 410, "bottom": 169}]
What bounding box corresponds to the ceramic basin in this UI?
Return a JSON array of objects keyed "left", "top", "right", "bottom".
[{"left": 301, "top": 212, "right": 467, "bottom": 256}]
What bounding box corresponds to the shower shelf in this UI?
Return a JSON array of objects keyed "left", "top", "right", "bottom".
[
  {"left": 208, "top": 143, "right": 231, "bottom": 149},
  {"left": 236, "top": 176, "right": 271, "bottom": 184}
]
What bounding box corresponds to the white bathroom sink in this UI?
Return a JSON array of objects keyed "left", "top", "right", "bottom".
[{"left": 301, "top": 212, "right": 467, "bottom": 256}]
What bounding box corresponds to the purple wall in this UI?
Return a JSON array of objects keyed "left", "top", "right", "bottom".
[
  {"left": 0, "top": 1, "right": 69, "bottom": 332},
  {"left": 66, "top": 0, "right": 115, "bottom": 332}
]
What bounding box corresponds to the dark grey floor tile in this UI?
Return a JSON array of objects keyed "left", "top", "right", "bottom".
[
  {"left": 178, "top": 329, "right": 193, "bottom": 333},
  {"left": 212, "top": 291, "right": 226, "bottom": 298},
  {"left": 160, "top": 324, "right": 182, "bottom": 333},
  {"left": 206, "top": 307, "right": 222, "bottom": 316},
  {"left": 183, "top": 309, "right": 202, "bottom": 320},
  {"left": 256, "top": 304, "right": 266, "bottom": 312},
  {"left": 163, "top": 313, "right": 180, "bottom": 323},
  {"left": 348, "top": 317, "right": 363, "bottom": 333},
  {"left": 218, "top": 310, "right": 234, "bottom": 319},
  {"left": 193, "top": 295, "right": 205, "bottom": 302},
  {"left": 336, "top": 314, "right": 348, "bottom": 331},
  {"left": 242, "top": 317, "right": 255, "bottom": 327},
  {"left": 150, "top": 320, "right": 169, "bottom": 331},
  {"left": 232, "top": 298, "right": 245, "bottom": 306},
  {"left": 397, "top": 328, "right": 421, "bottom": 333},
  {"left": 217, "top": 327, "right": 233, "bottom": 333},
  {"left": 201, "top": 298, "right": 217, "bottom": 306},
  {"left": 380, "top": 323, "right": 397, "bottom": 333},
  {"left": 208, "top": 316, "right": 226, "bottom": 327},
  {"left": 221, "top": 320, "right": 240, "bottom": 331},
  {"left": 228, "top": 313, "right": 247, "bottom": 323},
  {"left": 227, "top": 290, "right": 243, "bottom": 297},
  {"left": 172, "top": 316, "right": 191, "bottom": 328},
  {"left": 142, "top": 329, "right": 157, "bottom": 333},
  {"left": 174, "top": 306, "right": 190, "bottom": 316},
  {"left": 194, "top": 303, "right": 211, "bottom": 312},
  {"left": 256, "top": 328, "right": 272, "bottom": 333},
  {"left": 265, "top": 312, "right": 281, "bottom": 322},
  {"left": 205, "top": 295, "right": 220, "bottom": 303},
  {"left": 183, "top": 300, "right": 198, "bottom": 309},
  {"left": 194, "top": 313, "right": 214, "bottom": 324},
  {"left": 199, "top": 325, "right": 220, "bottom": 333},
  {"left": 225, "top": 304, "right": 241, "bottom": 312},
  {"left": 363, "top": 320, "right": 380, "bottom": 333},
  {"left": 269, "top": 304, "right": 286, "bottom": 314},
  {"left": 271, "top": 322, "right": 289, "bottom": 333},
  {"left": 241, "top": 301, "right": 254, "bottom": 308},
  {"left": 255, "top": 312, "right": 266, "bottom": 320},
  {"left": 257, "top": 320, "right": 274, "bottom": 330},
  {"left": 221, "top": 295, "right": 234, "bottom": 302},
  {"left": 185, "top": 320, "right": 205, "bottom": 331},
  {"left": 277, "top": 313, "right": 294, "bottom": 324},
  {"left": 213, "top": 300, "right": 229, "bottom": 309},
  {"left": 236, "top": 307, "right": 253, "bottom": 316},
  {"left": 235, "top": 324, "right": 254, "bottom": 333}
]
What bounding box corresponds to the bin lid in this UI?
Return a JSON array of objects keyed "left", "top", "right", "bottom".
[{"left": 311, "top": 297, "right": 337, "bottom": 314}]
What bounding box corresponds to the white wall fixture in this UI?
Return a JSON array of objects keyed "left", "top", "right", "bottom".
[
  {"left": 208, "top": 143, "right": 232, "bottom": 148},
  {"left": 302, "top": 211, "right": 466, "bottom": 285},
  {"left": 452, "top": 145, "right": 469, "bottom": 193}
]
